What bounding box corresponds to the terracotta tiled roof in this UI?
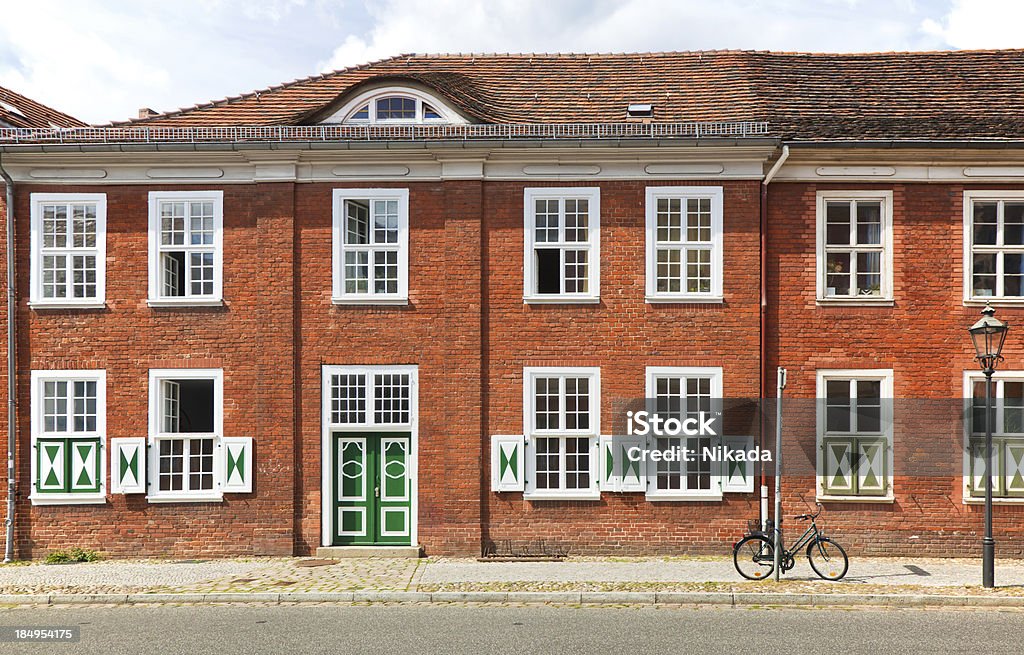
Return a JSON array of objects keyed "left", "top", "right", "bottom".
[
  {"left": 0, "top": 85, "right": 86, "bottom": 129},
  {"left": 117, "top": 50, "right": 1024, "bottom": 141}
]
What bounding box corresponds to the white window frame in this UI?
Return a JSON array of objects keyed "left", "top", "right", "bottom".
[
  {"left": 523, "top": 187, "right": 601, "bottom": 304},
  {"left": 29, "top": 193, "right": 107, "bottom": 308},
  {"left": 320, "top": 365, "right": 419, "bottom": 547},
  {"left": 815, "top": 190, "right": 894, "bottom": 304},
  {"left": 962, "top": 190, "right": 1024, "bottom": 304},
  {"left": 29, "top": 369, "right": 107, "bottom": 505},
  {"left": 644, "top": 366, "right": 724, "bottom": 500},
  {"left": 332, "top": 188, "right": 410, "bottom": 305},
  {"left": 523, "top": 367, "right": 600, "bottom": 500},
  {"left": 961, "top": 370, "right": 1024, "bottom": 504},
  {"left": 324, "top": 86, "right": 467, "bottom": 125},
  {"left": 147, "top": 191, "right": 224, "bottom": 306},
  {"left": 147, "top": 368, "right": 224, "bottom": 502},
  {"left": 816, "top": 369, "right": 895, "bottom": 502},
  {"left": 645, "top": 187, "right": 724, "bottom": 303}
]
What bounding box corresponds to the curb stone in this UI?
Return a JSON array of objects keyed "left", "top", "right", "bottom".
[{"left": 3, "top": 590, "right": 1024, "bottom": 608}]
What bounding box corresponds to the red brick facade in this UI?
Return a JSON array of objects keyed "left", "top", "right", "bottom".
[{"left": 2, "top": 166, "right": 1023, "bottom": 559}]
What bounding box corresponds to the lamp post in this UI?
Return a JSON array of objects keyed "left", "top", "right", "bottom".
[{"left": 968, "top": 304, "right": 1009, "bottom": 589}]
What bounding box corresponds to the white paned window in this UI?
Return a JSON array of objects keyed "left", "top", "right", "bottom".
[
  {"left": 964, "top": 191, "right": 1024, "bottom": 302},
  {"left": 523, "top": 188, "right": 600, "bottom": 303},
  {"left": 332, "top": 189, "right": 409, "bottom": 304},
  {"left": 147, "top": 191, "right": 224, "bottom": 306},
  {"left": 645, "top": 187, "right": 724, "bottom": 302},
  {"left": 30, "top": 370, "right": 106, "bottom": 504},
  {"left": 816, "top": 191, "right": 893, "bottom": 303},
  {"left": 30, "top": 194, "right": 106, "bottom": 307},
  {"left": 816, "top": 370, "right": 894, "bottom": 500},
  {"left": 524, "top": 367, "right": 600, "bottom": 499},
  {"left": 148, "top": 369, "right": 224, "bottom": 502},
  {"left": 324, "top": 86, "right": 465, "bottom": 125},
  {"left": 645, "top": 367, "right": 724, "bottom": 499},
  {"left": 963, "top": 371, "right": 1024, "bottom": 500},
  {"left": 326, "top": 367, "right": 415, "bottom": 428}
]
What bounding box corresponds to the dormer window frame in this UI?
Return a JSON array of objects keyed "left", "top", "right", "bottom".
[{"left": 325, "top": 86, "right": 468, "bottom": 126}]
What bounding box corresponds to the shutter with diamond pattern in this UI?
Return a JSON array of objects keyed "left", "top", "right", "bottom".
[
  {"left": 970, "top": 441, "right": 1001, "bottom": 497},
  {"left": 856, "top": 438, "right": 886, "bottom": 495},
  {"left": 37, "top": 440, "right": 66, "bottom": 492},
  {"left": 221, "top": 437, "right": 253, "bottom": 493},
  {"left": 111, "top": 437, "right": 146, "bottom": 494},
  {"left": 599, "top": 435, "right": 646, "bottom": 492},
  {"left": 490, "top": 435, "right": 524, "bottom": 492},
  {"left": 823, "top": 439, "right": 853, "bottom": 495},
  {"left": 722, "top": 436, "right": 754, "bottom": 493},
  {"left": 1006, "top": 441, "right": 1024, "bottom": 496},
  {"left": 69, "top": 439, "right": 101, "bottom": 492}
]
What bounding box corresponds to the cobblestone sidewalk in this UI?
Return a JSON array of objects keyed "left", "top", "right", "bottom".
[{"left": 2, "top": 556, "right": 1024, "bottom": 597}]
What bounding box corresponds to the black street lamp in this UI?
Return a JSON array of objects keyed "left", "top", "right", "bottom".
[{"left": 968, "top": 304, "right": 1009, "bottom": 589}]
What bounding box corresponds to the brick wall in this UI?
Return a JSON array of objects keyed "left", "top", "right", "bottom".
[{"left": 767, "top": 181, "right": 1024, "bottom": 557}]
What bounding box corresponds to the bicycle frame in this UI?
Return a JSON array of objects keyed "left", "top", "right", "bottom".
[{"left": 777, "top": 520, "right": 820, "bottom": 560}]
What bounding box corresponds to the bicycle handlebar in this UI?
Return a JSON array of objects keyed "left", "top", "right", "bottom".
[{"left": 792, "top": 502, "right": 824, "bottom": 522}]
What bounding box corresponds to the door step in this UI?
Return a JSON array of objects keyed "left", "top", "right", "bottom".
[{"left": 316, "top": 545, "right": 423, "bottom": 559}]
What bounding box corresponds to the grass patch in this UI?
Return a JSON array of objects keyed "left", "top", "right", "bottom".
[{"left": 45, "top": 548, "right": 101, "bottom": 564}]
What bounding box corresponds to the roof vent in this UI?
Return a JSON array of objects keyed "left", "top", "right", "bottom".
[
  {"left": 138, "top": 107, "right": 158, "bottom": 119},
  {"left": 626, "top": 103, "right": 653, "bottom": 122}
]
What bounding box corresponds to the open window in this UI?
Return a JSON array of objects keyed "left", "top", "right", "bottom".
[
  {"left": 148, "top": 369, "right": 224, "bottom": 502},
  {"left": 332, "top": 189, "right": 409, "bottom": 304},
  {"left": 148, "top": 191, "right": 223, "bottom": 306},
  {"left": 523, "top": 188, "right": 601, "bottom": 303}
]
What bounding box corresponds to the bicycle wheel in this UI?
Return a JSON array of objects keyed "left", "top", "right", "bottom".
[
  {"left": 733, "top": 535, "right": 775, "bottom": 580},
  {"left": 807, "top": 537, "right": 848, "bottom": 580}
]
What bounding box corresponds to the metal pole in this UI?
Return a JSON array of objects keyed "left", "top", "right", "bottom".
[
  {"left": 0, "top": 153, "right": 16, "bottom": 563},
  {"left": 773, "top": 367, "right": 786, "bottom": 582},
  {"left": 983, "top": 368, "right": 995, "bottom": 588}
]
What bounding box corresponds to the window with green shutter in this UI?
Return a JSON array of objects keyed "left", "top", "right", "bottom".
[
  {"left": 817, "top": 371, "right": 893, "bottom": 500},
  {"left": 966, "top": 375, "right": 1024, "bottom": 499},
  {"left": 30, "top": 370, "right": 106, "bottom": 505}
]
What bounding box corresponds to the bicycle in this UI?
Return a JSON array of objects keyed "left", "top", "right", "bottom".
[{"left": 732, "top": 503, "right": 848, "bottom": 580}]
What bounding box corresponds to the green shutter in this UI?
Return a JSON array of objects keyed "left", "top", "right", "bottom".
[
  {"left": 111, "top": 437, "right": 146, "bottom": 494},
  {"left": 1006, "top": 441, "right": 1024, "bottom": 496},
  {"left": 491, "top": 435, "right": 524, "bottom": 492},
  {"left": 823, "top": 438, "right": 854, "bottom": 495},
  {"left": 856, "top": 438, "right": 886, "bottom": 496},
  {"left": 36, "top": 440, "right": 66, "bottom": 492},
  {"left": 598, "top": 436, "right": 646, "bottom": 493},
  {"left": 221, "top": 437, "right": 253, "bottom": 493}
]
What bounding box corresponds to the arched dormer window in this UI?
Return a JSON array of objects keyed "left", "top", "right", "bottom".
[{"left": 321, "top": 86, "right": 467, "bottom": 125}]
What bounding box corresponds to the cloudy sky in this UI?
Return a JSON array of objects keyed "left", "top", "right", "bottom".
[{"left": 0, "top": 0, "right": 1019, "bottom": 124}]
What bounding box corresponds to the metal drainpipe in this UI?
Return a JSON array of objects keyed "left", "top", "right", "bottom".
[
  {"left": 0, "top": 151, "right": 15, "bottom": 563},
  {"left": 759, "top": 145, "right": 789, "bottom": 530}
]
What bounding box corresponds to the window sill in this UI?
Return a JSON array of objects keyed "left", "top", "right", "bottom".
[
  {"left": 524, "top": 491, "right": 601, "bottom": 501},
  {"left": 963, "top": 496, "right": 1024, "bottom": 505},
  {"left": 147, "top": 298, "right": 224, "bottom": 308},
  {"left": 645, "top": 295, "right": 724, "bottom": 305},
  {"left": 646, "top": 493, "right": 723, "bottom": 502},
  {"left": 816, "top": 298, "right": 894, "bottom": 307},
  {"left": 523, "top": 296, "right": 601, "bottom": 305},
  {"left": 146, "top": 493, "right": 224, "bottom": 503},
  {"left": 28, "top": 301, "right": 106, "bottom": 310},
  {"left": 817, "top": 494, "right": 894, "bottom": 503},
  {"left": 332, "top": 296, "right": 409, "bottom": 306},
  {"left": 964, "top": 298, "right": 1024, "bottom": 306},
  {"left": 29, "top": 493, "right": 106, "bottom": 506}
]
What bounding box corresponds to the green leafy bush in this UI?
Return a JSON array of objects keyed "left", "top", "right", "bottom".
[{"left": 45, "top": 548, "right": 100, "bottom": 564}]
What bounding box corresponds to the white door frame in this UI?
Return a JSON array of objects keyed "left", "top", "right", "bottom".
[{"left": 321, "top": 365, "right": 419, "bottom": 547}]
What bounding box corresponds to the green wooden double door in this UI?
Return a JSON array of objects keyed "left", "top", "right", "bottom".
[{"left": 333, "top": 433, "right": 412, "bottom": 546}]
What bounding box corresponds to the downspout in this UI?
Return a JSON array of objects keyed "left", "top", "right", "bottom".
[
  {"left": 759, "top": 145, "right": 789, "bottom": 529},
  {"left": 0, "top": 151, "right": 14, "bottom": 563}
]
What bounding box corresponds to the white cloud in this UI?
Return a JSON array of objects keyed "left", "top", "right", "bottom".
[
  {"left": 921, "top": 0, "right": 1024, "bottom": 48},
  {"left": 322, "top": 0, "right": 946, "bottom": 72}
]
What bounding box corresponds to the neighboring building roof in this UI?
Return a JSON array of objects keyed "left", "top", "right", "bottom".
[
  {"left": 0, "top": 85, "right": 87, "bottom": 129},
  {"left": 115, "top": 49, "right": 1024, "bottom": 142}
]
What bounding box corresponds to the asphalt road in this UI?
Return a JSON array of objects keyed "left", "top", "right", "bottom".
[{"left": 1, "top": 603, "right": 1022, "bottom": 654}]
